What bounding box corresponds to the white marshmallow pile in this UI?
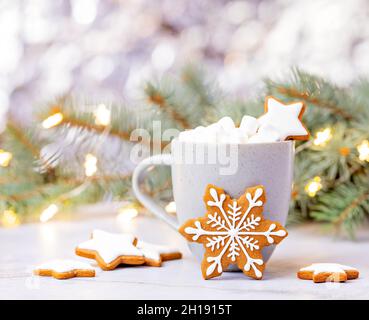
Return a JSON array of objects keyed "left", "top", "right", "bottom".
[{"left": 178, "top": 116, "right": 282, "bottom": 144}]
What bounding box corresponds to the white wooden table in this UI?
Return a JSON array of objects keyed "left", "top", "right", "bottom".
[{"left": 1, "top": 216, "right": 368, "bottom": 300}]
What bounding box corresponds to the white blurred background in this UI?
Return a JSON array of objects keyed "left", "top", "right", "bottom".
[{"left": 1, "top": 0, "right": 369, "bottom": 128}]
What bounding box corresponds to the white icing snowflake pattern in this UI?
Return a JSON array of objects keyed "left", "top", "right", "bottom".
[{"left": 180, "top": 185, "right": 288, "bottom": 280}]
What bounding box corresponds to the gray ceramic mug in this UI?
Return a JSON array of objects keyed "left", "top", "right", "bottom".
[{"left": 132, "top": 139, "right": 294, "bottom": 264}]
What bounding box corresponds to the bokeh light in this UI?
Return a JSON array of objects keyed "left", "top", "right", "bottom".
[{"left": 0, "top": 0, "right": 368, "bottom": 124}]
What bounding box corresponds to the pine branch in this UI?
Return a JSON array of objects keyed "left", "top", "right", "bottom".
[
  {"left": 6, "top": 121, "right": 40, "bottom": 158},
  {"left": 39, "top": 97, "right": 137, "bottom": 142},
  {"left": 0, "top": 173, "right": 132, "bottom": 221},
  {"left": 311, "top": 174, "right": 369, "bottom": 238},
  {"left": 181, "top": 65, "right": 216, "bottom": 109},
  {"left": 1, "top": 116, "right": 133, "bottom": 221},
  {"left": 275, "top": 86, "right": 354, "bottom": 120},
  {"left": 145, "top": 67, "right": 222, "bottom": 129},
  {"left": 0, "top": 173, "right": 131, "bottom": 202},
  {"left": 334, "top": 190, "right": 369, "bottom": 229},
  {"left": 295, "top": 124, "right": 364, "bottom": 182},
  {"left": 37, "top": 96, "right": 154, "bottom": 176},
  {"left": 62, "top": 116, "right": 132, "bottom": 141},
  {"left": 61, "top": 173, "right": 132, "bottom": 185},
  {"left": 145, "top": 82, "right": 191, "bottom": 129},
  {"left": 265, "top": 69, "right": 360, "bottom": 123},
  {"left": 1, "top": 122, "right": 45, "bottom": 181},
  {"left": 351, "top": 79, "right": 369, "bottom": 133}
]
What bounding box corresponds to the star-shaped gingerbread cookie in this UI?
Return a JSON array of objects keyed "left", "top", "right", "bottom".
[
  {"left": 75, "top": 229, "right": 145, "bottom": 270},
  {"left": 34, "top": 260, "right": 95, "bottom": 280},
  {"left": 137, "top": 241, "right": 182, "bottom": 267},
  {"left": 179, "top": 184, "right": 288, "bottom": 280},
  {"left": 298, "top": 263, "right": 359, "bottom": 283},
  {"left": 258, "top": 96, "right": 309, "bottom": 141}
]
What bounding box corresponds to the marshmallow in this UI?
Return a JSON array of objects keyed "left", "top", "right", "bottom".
[
  {"left": 233, "top": 128, "right": 249, "bottom": 143},
  {"left": 192, "top": 126, "right": 206, "bottom": 143},
  {"left": 179, "top": 126, "right": 217, "bottom": 143},
  {"left": 194, "top": 126, "right": 217, "bottom": 143},
  {"left": 239, "top": 115, "right": 259, "bottom": 136},
  {"left": 216, "top": 128, "right": 227, "bottom": 144},
  {"left": 219, "top": 128, "right": 248, "bottom": 144},
  {"left": 217, "top": 116, "right": 235, "bottom": 131},
  {"left": 178, "top": 130, "right": 194, "bottom": 142},
  {"left": 206, "top": 123, "right": 222, "bottom": 135},
  {"left": 214, "top": 117, "right": 238, "bottom": 144},
  {"left": 178, "top": 115, "right": 283, "bottom": 145}
]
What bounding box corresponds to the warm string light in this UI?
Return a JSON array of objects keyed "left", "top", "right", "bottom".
[
  {"left": 84, "top": 153, "right": 98, "bottom": 177},
  {"left": 116, "top": 204, "right": 139, "bottom": 224},
  {"left": 94, "top": 104, "right": 111, "bottom": 126},
  {"left": 304, "top": 176, "right": 323, "bottom": 197},
  {"left": 165, "top": 201, "right": 176, "bottom": 214},
  {"left": 40, "top": 204, "right": 59, "bottom": 223},
  {"left": 1, "top": 209, "right": 20, "bottom": 228},
  {"left": 313, "top": 128, "right": 332, "bottom": 146},
  {"left": 291, "top": 184, "right": 299, "bottom": 199},
  {"left": 0, "top": 149, "right": 13, "bottom": 167},
  {"left": 339, "top": 147, "right": 350, "bottom": 157},
  {"left": 357, "top": 140, "right": 369, "bottom": 162},
  {"left": 42, "top": 112, "right": 64, "bottom": 129}
]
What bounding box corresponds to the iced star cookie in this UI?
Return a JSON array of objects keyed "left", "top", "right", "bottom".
[
  {"left": 137, "top": 241, "right": 182, "bottom": 267},
  {"left": 75, "top": 230, "right": 145, "bottom": 270},
  {"left": 179, "top": 184, "right": 288, "bottom": 280},
  {"left": 34, "top": 260, "right": 95, "bottom": 280},
  {"left": 258, "top": 96, "right": 309, "bottom": 141},
  {"left": 298, "top": 263, "right": 359, "bottom": 283}
]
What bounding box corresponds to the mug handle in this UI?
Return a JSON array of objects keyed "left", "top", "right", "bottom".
[{"left": 132, "top": 154, "right": 179, "bottom": 229}]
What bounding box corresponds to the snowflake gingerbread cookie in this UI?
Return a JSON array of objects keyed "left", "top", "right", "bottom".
[
  {"left": 34, "top": 260, "right": 95, "bottom": 280},
  {"left": 179, "top": 184, "right": 288, "bottom": 280},
  {"left": 298, "top": 263, "right": 359, "bottom": 283}
]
